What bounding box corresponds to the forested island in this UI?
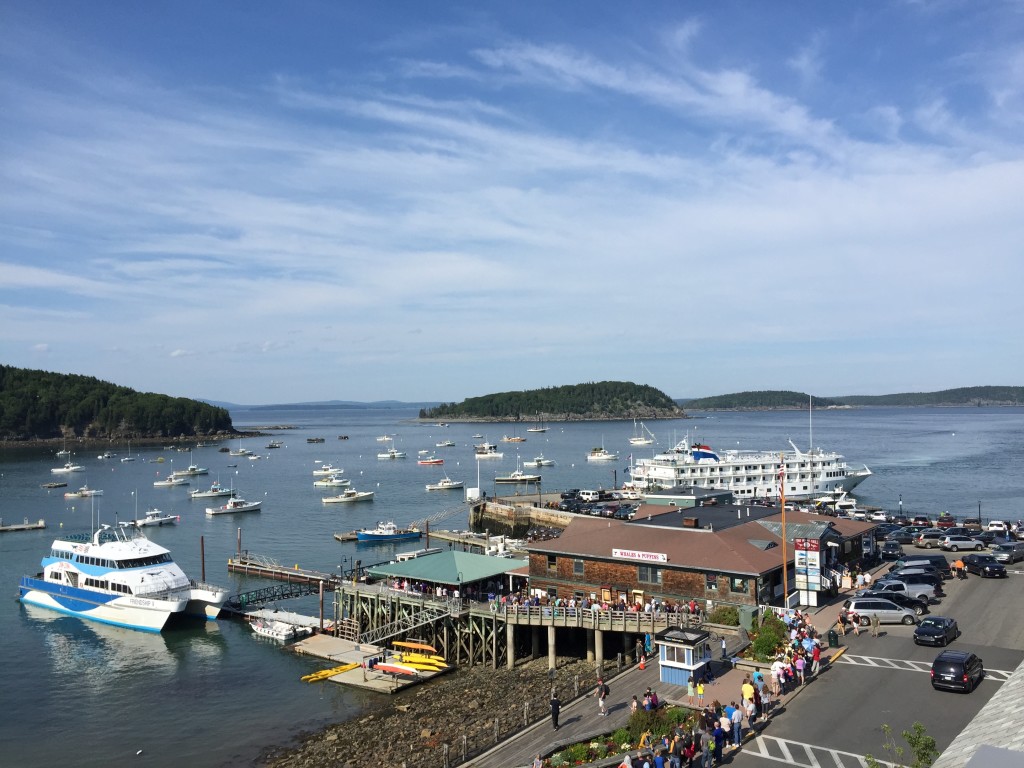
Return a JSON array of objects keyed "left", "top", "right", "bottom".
[
  {"left": 0, "top": 365, "right": 234, "bottom": 441},
  {"left": 680, "top": 386, "right": 1024, "bottom": 410},
  {"left": 419, "top": 381, "right": 685, "bottom": 421}
]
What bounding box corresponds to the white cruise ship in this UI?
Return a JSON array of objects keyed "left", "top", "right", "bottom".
[
  {"left": 626, "top": 438, "right": 870, "bottom": 501},
  {"left": 19, "top": 524, "right": 229, "bottom": 632}
]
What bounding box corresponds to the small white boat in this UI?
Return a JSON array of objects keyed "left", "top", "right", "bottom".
[
  {"left": 266, "top": 440, "right": 283, "bottom": 449},
  {"left": 206, "top": 495, "right": 263, "bottom": 515},
  {"left": 375, "top": 434, "right": 392, "bottom": 442},
  {"left": 64, "top": 485, "right": 103, "bottom": 498},
  {"left": 189, "top": 481, "right": 233, "bottom": 499},
  {"left": 474, "top": 442, "right": 503, "bottom": 459},
  {"left": 124, "top": 508, "right": 180, "bottom": 527},
  {"left": 153, "top": 476, "right": 189, "bottom": 487},
  {"left": 426, "top": 476, "right": 464, "bottom": 491},
  {"left": 417, "top": 455, "right": 444, "bottom": 465},
  {"left": 629, "top": 420, "right": 656, "bottom": 446},
  {"left": 250, "top": 618, "right": 303, "bottom": 642},
  {"left": 494, "top": 469, "right": 541, "bottom": 484},
  {"left": 51, "top": 461, "right": 85, "bottom": 474},
  {"left": 97, "top": 451, "right": 117, "bottom": 459},
  {"left": 435, "top": 440, "right": 456, "bottom": 448},
  {"left": 377, "top": 448, "right": 407, "bottom": 460},
  {"left": 228, "top": 438, "right": 251, "bottom": 457},
  {"left": 313, "top": 475, "right": 351, "bottom": 487},
  {"left": 322, "top": 488, "right": 374, "bottom": 503},
  {"left": 586, "top": 445, "right": 619, "bottom": 462},
  {"left": 120, "top": 441, "right": 135, "bottom": 462},
  {"left": 312, "top": 463, "right": 341, "bottom": 476},
  {"left": 523, "top": 455, "right": 555, "bottom": 467}
]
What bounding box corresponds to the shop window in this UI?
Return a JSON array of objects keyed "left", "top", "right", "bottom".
[
  {"left": 730, "top": 577, "right": 746, "bottom": 593},
  {"left": 573, "top": 558, "right": 584, "bottom": 576},
  {"left": 547, "top": 555, "right": 557, "bottom": 574},
  {"left": 705, "top": 572, "right": 718, "bottom": 591},
  {"left": 638, "top": 565, "right": 662, "bottom": 585}
]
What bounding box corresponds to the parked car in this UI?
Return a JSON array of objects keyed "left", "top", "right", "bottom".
[
  {"left": 987, "top": 520, "right": 1008, "bottom": 534},
  {"left": 886, "top": 529, "right": 917, "bottom": 545},
  {"left": 880, "top": 541, "right": 904, "bottom": 560},
  {"left": 893, "top": 572, "right": 945, "bottom": 594},
  {"left": 889, "top": 565, "right": 942, "bottom": 582},
  {"left": 970, "top": 530, "right": 1005, "bottom": 547},
  {"left": 935, "top": 514, "right": 957, "bottom": 529},
  {"left": 961, "top": 553, "right": 1007, "bottom": 578},
  {"left": 991, "top": 541, "right": 1024, "bottom": 564},
  {"left": 914, "top": 531, "right": 947, "bottom": 549},
  {"left": 892, "top": 555, "right": 952, "bottom": 577},
  {"left": 869, "top": 511, "right": 891, "bottom": 522},
  {"left": 914, "top": 616, "right": 959, "bottom": 646},
  {"left": 912, "top": 515, "right": 932, "bottom": 527},
  {"left": 941, "top": 526, "right": 971, "bottom": 537},
  {"left": 866, "top": 579, "right": 936, "bottom": 604},
  {"left": 961, "top": 517, "right": 983, "bottom": 533},
  {"left": 939, "top": 535, "right": 985, "bottom": 552},
  {"left": 858, "top": 589, "right": 928, "bottom": 615},
  {"left": 560, "top": 490, "right": 581, "bottom": 500},
  {"left": 843, "top": 596, "right": 917, "bottom": 626},
  {"left": 930, "top": 650, "right": 985, "bottom": 693}
]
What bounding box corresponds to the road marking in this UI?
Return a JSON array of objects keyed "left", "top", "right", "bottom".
[
  {"left": 836, "top": 654, "right": 1013, "bottom": 682},
  {"left": 748, "top": 735, "right": 894, "bottom": 768}
]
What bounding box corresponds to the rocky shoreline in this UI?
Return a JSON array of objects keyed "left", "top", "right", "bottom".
[{"left": 256, "top": 656, "right": 611, "bottom": 768}]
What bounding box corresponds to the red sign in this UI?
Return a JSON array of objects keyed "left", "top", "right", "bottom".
[{"left": 794, "top": 538, "right": 820, "bottom": 551}]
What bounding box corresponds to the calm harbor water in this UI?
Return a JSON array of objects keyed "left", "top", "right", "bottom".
[{"left": 1, "top": 405, "right": 1022, "bottom": 767}]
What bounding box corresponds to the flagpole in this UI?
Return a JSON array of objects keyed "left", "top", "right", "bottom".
[{"left": 780, "top": 453, "right": 788, "bottom": 608}]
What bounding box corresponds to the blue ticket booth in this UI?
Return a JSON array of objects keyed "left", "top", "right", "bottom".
[{"left": 654, "top": 627, "right": 711, "bottom": 687}]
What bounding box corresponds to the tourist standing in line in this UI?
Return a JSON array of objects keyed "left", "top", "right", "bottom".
[
  {"left": 811, "top": 643, "right": 821, "bottom": 677},
  {"left": 700, "top": 729, "right": 714, "bottom": 768},
  {"left": 550, "top": 691, "right": 561, "bottom": 730},
  {"left": 731, "top": 703, "right": 743, "bottom": 748},
  {"left": 687, "top": 677, "right": 695, "bottom": 706},
  {"left": 696, "top": 679, "right": 705, "bottom": 707}
]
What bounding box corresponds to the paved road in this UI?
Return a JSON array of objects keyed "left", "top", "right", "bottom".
[{"left": 729, "top": 558, "right": 1024, "bottom": 766}]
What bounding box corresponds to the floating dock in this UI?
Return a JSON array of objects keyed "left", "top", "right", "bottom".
[
  {"left": 227, "top": 553, "right": 339, "bottom": 585},
  {"left": 0, "top": 518, "right": 46, "bottom": 533},
  {"left": 290, "top": 634, "right": 451, "bottom": 693}
]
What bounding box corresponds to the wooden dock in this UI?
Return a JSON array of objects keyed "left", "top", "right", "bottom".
[
  {"left": 0, "top": 518, "right": 46, "bottom": 533},
  {"left": 290, "top": 634, "right": 450, "bottom": 693},
  {"left": 227, "top": 552, "right": 339, "bottom": 584}
]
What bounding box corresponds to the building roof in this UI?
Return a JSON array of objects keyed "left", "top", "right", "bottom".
[
  {"left": 528, "top": 508, "right": 875, "bottom": 576},
  {"left": 366, "top": 550, "right": 528, "bottom": 585}
]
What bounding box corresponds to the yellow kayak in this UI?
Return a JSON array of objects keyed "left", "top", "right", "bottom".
[{"left": 301, "top": 662, "right": 360, "bottom": 682}]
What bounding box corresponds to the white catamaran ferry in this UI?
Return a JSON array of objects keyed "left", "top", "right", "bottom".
[
  {"left": 626, "top": 438, "right": 871, "bottom": 501},
  {"left": 19, "top": 524, "right": 229, "bottom": 632}
]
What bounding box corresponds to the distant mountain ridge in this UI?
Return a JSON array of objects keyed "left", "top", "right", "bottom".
[{"left": 679, "top": 386, "right": 1024, "bottom": 410}]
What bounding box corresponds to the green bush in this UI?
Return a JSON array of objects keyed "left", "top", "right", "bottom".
[
  {"left": 706, "top": 605, "right": 740, "bottom": 626},
  {"left": 750, "top": 613, "right": 787, "bottom": 661}
]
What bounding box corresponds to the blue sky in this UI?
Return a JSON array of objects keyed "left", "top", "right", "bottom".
[{"left": 2, "top": 2, "right": 1022, "bottom": 405}]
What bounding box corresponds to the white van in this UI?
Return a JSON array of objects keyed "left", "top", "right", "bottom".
[{"left": 579, "top": 490, "right": 600, "bottom": 502}]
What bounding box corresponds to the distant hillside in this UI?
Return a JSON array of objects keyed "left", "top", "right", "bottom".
[
  {"left": 680, "top": 391, "right": 838, "bottom": 410},
  {"left": 228, "top": 400, "right": 442, "bottom": 411},
  {"left": 0, "top": 365, "right": 234, "bottom": 440},
  {"left": 421, "top": 381, "right": 685, "bottom": 421},
  {"left": 680, "top": 386, "right": 1023, "bottom": 410}
]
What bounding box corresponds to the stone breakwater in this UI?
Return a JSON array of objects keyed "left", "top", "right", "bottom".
[{"left": 257, "top": 657, "right": 610, "bottom": 768}]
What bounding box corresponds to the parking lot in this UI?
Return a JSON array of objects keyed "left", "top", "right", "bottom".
[{"left": 731, "top": 556, "right": 1024, "bottom": 767}]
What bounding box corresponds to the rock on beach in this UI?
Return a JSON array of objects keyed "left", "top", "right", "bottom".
[{"left": 256, "top": 657, "right": 607, "bottom": 768}]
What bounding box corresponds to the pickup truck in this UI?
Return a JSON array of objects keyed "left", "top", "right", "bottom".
[{"left": 935, "top": 513, "right": 957, "bottom": 529}]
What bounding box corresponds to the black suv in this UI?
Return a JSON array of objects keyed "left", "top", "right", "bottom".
[{"left": 930, "top": 650, "right": 985, "bottom": 693}]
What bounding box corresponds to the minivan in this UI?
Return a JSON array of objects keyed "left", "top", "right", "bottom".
[
  {"left": 930, "top": 650, "right": 984, "bottom": 693},
  {"left": 893, "top": 555, "right": 951, "bottom": 578},
  {"left": 578, "top": 490, "right": 600, "bottom": 502},
  {"left": 843, "top": 597, "right": 917, "bottom": 626},
  {"left": 991, "top": 541, "right": 1024, "bottom": 564}
]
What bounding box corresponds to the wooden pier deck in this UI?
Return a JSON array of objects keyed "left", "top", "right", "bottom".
[
  {"left": 0, "top": 518, "right": 46, "bottom": 533},
  {"left": 290, "top": 634, "right": 450, "bottom": 693},
  {"left": 227, "top": 552, "right": 340, "bottom": 585}
]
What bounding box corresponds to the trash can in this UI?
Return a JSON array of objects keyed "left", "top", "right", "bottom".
[
  {"left": 827, "top": 629, "right": 840, "bottom": 648},
  {"left": 738, "top": 605, "right": 757, "bottom": 632}
]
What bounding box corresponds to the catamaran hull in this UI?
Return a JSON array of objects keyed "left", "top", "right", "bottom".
[{"left": 18, "top": 577, "right": 185, "bottom": 633}]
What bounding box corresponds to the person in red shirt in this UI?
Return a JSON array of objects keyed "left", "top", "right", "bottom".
[{"left": 811, "top": 642, "right": 822, "bottom": 677}]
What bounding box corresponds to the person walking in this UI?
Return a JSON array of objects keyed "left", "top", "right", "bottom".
[
  {"left": 850, "top": 611, "right": 861, "bottom": 636},
  {"left": 870, "top": 613, "right": 881, "bottom": 638},
  {"left": 811, "top": 643, "right": 821, "bottom": 678},
  {"left": 721, "top": 636, "right": 728, "bottom": 660},
  {"left": 550, "top": 691, "right": 561, "bottom": 730},
  {"left": 595, "top": 678, "right": 609, "bottom": 716}
]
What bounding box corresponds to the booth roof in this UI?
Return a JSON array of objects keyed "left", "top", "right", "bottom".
[{"left": 366, "top": 550, "right": 528, "bottom": 585}]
